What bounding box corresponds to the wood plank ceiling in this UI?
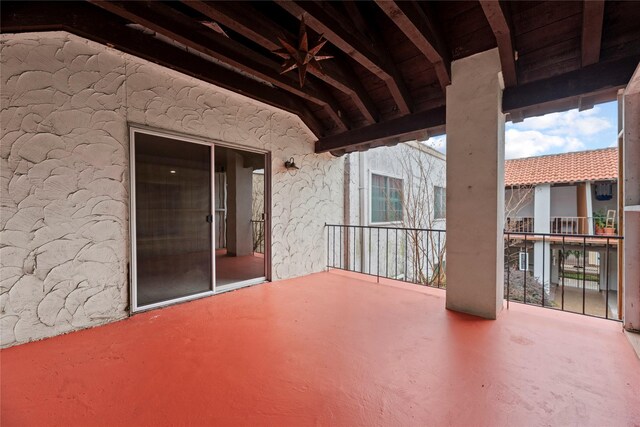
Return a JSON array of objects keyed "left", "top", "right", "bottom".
[{"left": 2, "top": 1, "right": 639, "bottom": 155}]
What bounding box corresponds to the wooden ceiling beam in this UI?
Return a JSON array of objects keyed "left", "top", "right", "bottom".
[
  {"left": 340, "top": 1, "right": 413, "bottom": 116},
  {"left": 0, "top": 1, "right": 325, "bottom": 137},
  {"left": 182, "top": 0, "right": 379, "bottom": 124},
  {"left": 322, "top": 54, "right": 639, "bottom": 152},
  {"left": 504, "top": 55, "right": 639, "bottom": 116},
  {"left": 375, "top": 0, "right": 451, "bottom": 92},
  {"left": 316, "top": 107, "right": 446, "bottom": 153},
  {"left": 276, "top": 0, "right": 413, "bottom": 115},
  {"left": 581, "top": 0, "right": 605, "bottom": 66},
  {"left": 479, "top": 0, "right": 517, "bottom": 87},
  {"left": 87, "top": 0, "right": 350, "bottom": 132}
]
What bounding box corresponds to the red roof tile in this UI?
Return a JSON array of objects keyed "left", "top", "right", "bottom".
[{"left": 505, "top": 148, "right": 618, "bottom": 186}]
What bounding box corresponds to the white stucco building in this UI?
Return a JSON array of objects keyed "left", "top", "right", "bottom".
[{"left": 327, "top": 142, "right": 447, "bottom": 285}]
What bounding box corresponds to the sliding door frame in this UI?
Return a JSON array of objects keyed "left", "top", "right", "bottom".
[{"left": 128, "top": 125, "right": 271, "bottom": 313}]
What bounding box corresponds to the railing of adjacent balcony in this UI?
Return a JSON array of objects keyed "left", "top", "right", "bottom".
[
  {"left": 325, "top": 224, "right": 446, "bottom": 289},
  {"left": 550, "top": 216, "right": 594, "bottom": 235},
  {"left": 251, "top": 219, "right": 265, "bottom": 254},
  {"left": 326, "top": 224, "right": 621, "bottom": 320},
  {"left": 507, "top": 216, "right": 614, "bottom": 236},
  {"left": 506, "top": 217, "right": 534, "bottom": 233},
  {"left": 504, "top": 231, "right": 622, "bottom": 320}
]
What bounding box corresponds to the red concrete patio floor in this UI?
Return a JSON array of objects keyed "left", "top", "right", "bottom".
[{"left": 2, "top": 271, "right": 639, "bottom": 426}]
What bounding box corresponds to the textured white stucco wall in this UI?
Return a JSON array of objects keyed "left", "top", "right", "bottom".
[{"left": 0, "top": 32, "right": 343, "bottom": 347}]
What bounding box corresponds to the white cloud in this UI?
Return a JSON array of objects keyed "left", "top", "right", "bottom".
[
  {"left": 422, "top": 131, "right": 587, "bottom": 160},
  {"left": 514, "top": 107, "right": 612, "bottom": 137},
  {"left": 505, "top": 129, "right": 585, "bottom": 159},
  {"left": 424, "top": 135, "right": 446, "bottom": 154},
  {"left": 418, "top": 105, "right": 613, "bottom": 159}
]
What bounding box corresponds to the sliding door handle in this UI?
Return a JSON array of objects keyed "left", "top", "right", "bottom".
[{"left": 206, "top": 214, "right": 213, "bottom": 223}]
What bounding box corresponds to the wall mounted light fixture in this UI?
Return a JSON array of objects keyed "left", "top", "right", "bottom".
[{"left": 284, "top": 157, "right": 299, "bottom": 170}]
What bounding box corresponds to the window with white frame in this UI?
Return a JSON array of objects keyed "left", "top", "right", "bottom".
[
  {"left": 518, "top": 252, "right": 529, "bottom": 271},
  {"left": 434, "top": 186, "right": 446, "bottom": 219},
  {"left": 371, "top": 173, "right": 403, "bottom": 223}
]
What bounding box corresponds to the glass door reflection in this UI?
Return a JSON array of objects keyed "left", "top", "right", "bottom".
[
  {"left": 134, "top": 132, "right": 213, "bottom": 307},
  {"left": 214, "top": 146, "right": 266, "bottom": 288}
]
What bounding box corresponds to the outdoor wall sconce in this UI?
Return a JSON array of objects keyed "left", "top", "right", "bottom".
[{"left": 284, "top": 157, "right": 299, "bottom": 170}]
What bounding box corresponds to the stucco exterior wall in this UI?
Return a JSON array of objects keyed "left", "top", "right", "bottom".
[
  {"left": 1, "top": 32, "right": 343, "bottom": 347},
  {"left": 505, "top": 188, "right": 534, "bottom": 218},
  {"left": 347, "top": 143, "right": 446, "bottom": 228},
  {"left": 550, "top": 185, "right": 577, "bottom": 217},
  {"left": 339, "top": 143, "right": 446, "bottom": 276}
]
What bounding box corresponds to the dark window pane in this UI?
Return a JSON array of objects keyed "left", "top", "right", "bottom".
[
  {"left": 371, "top": 174, "right": 403, "bottom": 223},
  {"left": 135, "top": 133, "right": 212, "bottom": 306},
  {"left": 434, "top": 186, "right": 446, "bottom": 219}
]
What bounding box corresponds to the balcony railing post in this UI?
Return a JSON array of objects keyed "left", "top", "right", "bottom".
[
  {"left": 368, "top": 227, "right": 372, "bottom": 275},
  {"left": 542, "top": 234, "right": 546, "bottom": 307},
  {"left": 437, "top": 232, "right": 442, "bottom": 289},
  {"left": 386, "top": 228, "right": 389, "bottom": 278},
  {"left": 506, "top": 232, "right": 510, "bottom": 309},
  {"left": 404, "top": 229, "right": 408, "bottom": 283},
  {"left": 562, "top": 235, "right": 566, "bottom": 311},
  {"left": 426, "top": 231, "right": 430, "bottom": 285},
  {"left": 582, "top": 236, "right": 587, "bottom": 315},
  {"left": 332, "top": 226, "right": 336, "bottom": 268},
  {"left": 377, "top": 228, "right": 380, "bottom": 283},
  {"left": 352, "top": 227, "right": 356, "bottom": 271},
  {"left": 395, "top": 228, "right": 398, "bottom": 279},
  {"left": 524, "top": 234, "right": 528, "bottom": 304},
  {"left": 326, "top": 224, "right": 329, "bottom": 270},
  {"left": 605, "top": 237, "right": 610, "bottom": 320},
  {"left": 339, "top": 226, "right": 343, "bottom": 269}
]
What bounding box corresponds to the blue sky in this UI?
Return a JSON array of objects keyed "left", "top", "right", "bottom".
[{"left": 425, "top": 100, "right": 618, "bottom": 159}]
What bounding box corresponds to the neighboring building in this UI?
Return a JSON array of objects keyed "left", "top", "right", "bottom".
[
  {"left": 345, "top": 141, "right": 446, "bottom": 229},
  {"left": 505, "top": 148, "right": 619, "bottom": 235},
  {"left": 504, "top": 148, "right": 619, "bottom": 314},
  {"left": 335, "top": 142, "right": 446, "bottom": 285}
]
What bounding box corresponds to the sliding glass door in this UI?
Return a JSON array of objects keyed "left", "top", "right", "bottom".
[
  {"left": 131, "top": 129, "right": 270, "bottom": 311},
  {"left": 213, "top": 146, "right": 267, "bottom": 290},
  {"left": 132, "top": 131, "right": 214, "bottom": 309}
]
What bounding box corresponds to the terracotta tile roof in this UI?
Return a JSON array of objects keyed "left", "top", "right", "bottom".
[{"left": 505, "top": 148, "right": 618, "bottom": 186}]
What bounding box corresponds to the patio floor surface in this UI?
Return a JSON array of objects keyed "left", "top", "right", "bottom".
[{"left": 1, "top": 271, "right": 639, "bottom": 426}]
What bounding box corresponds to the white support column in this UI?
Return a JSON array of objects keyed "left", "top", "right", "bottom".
[
  {"left": 226, "top": 152, "right": 254, "bottom": 257},
  {"left": 585, "top": 182, "right": 594, "bottom": 234},
  {"left": 623, "top": 64, "right": 640, "bottom": 332},
  {"left": 445, "top": 48, "right": 505, "bottom": 319},
  {"left": 534, "top": 184, "right": 551, "bottom": 286},
  {"left": 599, "top": 249, "right": 618, "bottom": 292}
]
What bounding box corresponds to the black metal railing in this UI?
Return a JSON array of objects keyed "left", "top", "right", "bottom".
[
  {"left": 326, "top": 224, "right": 446, "bottom": 289},
  {"left": 326, "top": 224, "right": 622, "bottom": 321},
  {"left": 326, "top": 224, "right": 622, "bottom": 320},
  {"left": 251, "top": 219, "right": 265, "bottom": 254},
  {"left": 504, "top": 231, "right": 622, "bottom": 320}
]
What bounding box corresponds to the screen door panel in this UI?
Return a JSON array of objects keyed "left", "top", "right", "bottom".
[{"left": 134, "top": 133, "right": 212, "bottom": 307}]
